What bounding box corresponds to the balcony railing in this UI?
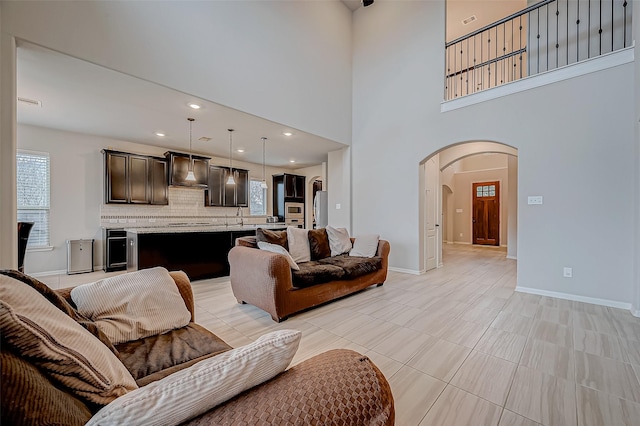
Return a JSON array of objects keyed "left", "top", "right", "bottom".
[{"left": 444, "top": 0, "right": 633, "bottom": 101}]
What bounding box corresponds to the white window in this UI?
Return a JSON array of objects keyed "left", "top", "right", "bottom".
[
  {"left": 17, "top": 151, "right": 50, "bottom": 248},
  {"left": 249, "top": 179, "right": 267, "bottom": 216}
]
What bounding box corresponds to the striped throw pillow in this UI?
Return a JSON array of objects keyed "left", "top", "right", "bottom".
[{"left": 86, "top": 330, "right": 301, "bottom": 426}]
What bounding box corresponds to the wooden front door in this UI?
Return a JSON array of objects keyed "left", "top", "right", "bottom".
[{"left": 472, "top": 181, "right": 500, "bottom": 246}]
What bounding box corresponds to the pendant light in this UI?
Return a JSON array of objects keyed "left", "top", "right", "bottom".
[
  {"left": 260, "top": 137, "right": 268, "bottom": 189},
  {"left": 185, "top": 118, "right": 196, "bottom": 182},
  {"left": 226, "top": 129, "right": 236, "bottom": 185}
]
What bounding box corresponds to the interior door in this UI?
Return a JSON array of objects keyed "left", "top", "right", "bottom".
[
  {"left": 425, "top": 157, "right": 439, "bottom": 270},
  {"left": 472, "top": 181, "right": 500, "bottom": 246}
]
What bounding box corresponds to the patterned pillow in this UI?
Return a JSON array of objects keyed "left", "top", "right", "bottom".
[
  {"left": 308, "top": 228, "right": 331, "bottom": 260},
  {"left": 86, "top": 330, "right": 301, "bottom": 426},
  {"left": 0, "top": 275, "right": 138, "bottom": 406},
  {"left": 71, "top": 267, "right": 191, "bottom": 345}
]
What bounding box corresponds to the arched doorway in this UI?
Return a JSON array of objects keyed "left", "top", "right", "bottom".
[{"left": 420, "top": 141, "right": 518, "bottom": 272}]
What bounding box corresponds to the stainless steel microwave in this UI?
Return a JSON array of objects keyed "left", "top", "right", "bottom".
[{"left": 285, "top": 202, "right": 304, "bottom": 217}]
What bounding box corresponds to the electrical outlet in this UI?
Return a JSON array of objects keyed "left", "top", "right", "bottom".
[
  {"left": 528, "top": 196, "right": 543, "bottom": 205},
  {"left": 336, "top": 204, "right": 341, "bottom": 210},
  {"left": 459, "top": 233, "right": 463, "bottom": 237},
  {"left": 149, "top": 218, "right": 156, "bottom": 223},
  {"left": 563, "top": 267, "right": 573, "bottom": 278}
]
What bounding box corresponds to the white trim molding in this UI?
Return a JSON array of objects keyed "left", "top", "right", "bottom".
[
  {"left": 388, "top": 266, "right": 424, "bottom": 275},
  {"left": 516, "top": 286, "right": 633, "bottom": 313},
  {"left": 442, "top": 46, "right": 634, "bottom": 112}
]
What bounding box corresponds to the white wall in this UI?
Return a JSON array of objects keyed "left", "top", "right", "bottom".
[
  {"left": 18, "top": 123, "right": 290, "bottom": 275},
  {"left": 0, "top": 25, "right": 17, "bottom": 269},
  {"left": 327, "top": 148, "right": 351, "bottom": 230},
  {"left": 353, "top": 1, "right": 636, "bottom": 306},
  {"left": 1, "top": 1, "right": 352, "bottom": 144},
  {"left": 633, "top": 0, "right": 640, "bottom": 315}
]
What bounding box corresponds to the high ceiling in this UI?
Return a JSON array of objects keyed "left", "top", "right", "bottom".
[
  {"left": 17, "top": 42, "right": 347, "bottom": 169},
  {"left": 446, "top": 0, "right": 526, "bottom": 42}
]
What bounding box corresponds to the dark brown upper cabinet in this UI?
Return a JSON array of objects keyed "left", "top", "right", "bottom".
[
  {"left": 165, "top": 151, "right": 210, "bottom": 188},
  {"left": 279, "top": 173, "right": 306, "bottom": 201},
  {"left": 103, "top": 150, "right": 168, "bottom": 205},
  {"left": 206, "top": 165, "right": 248, "bottom": 207}
]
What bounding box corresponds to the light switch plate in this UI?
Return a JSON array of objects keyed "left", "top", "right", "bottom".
[
  {"left": 528, "top": 196, "right": 543, "bottom": 205},
  {"left": 456, "top": 209, "right": 463, "bottom": 213},
  {"left": 336, "top": 203, "right": 341, "bottom": 210}
]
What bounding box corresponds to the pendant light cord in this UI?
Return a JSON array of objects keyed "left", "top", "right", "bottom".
[
  {"left": 228, "top": 129, "right": 234, "bottom": 171},
  {"left": 188, "top": 118, "right": 195, "bottom": 170},
  {"left": 262, "top": 137, "right": 266, "bottom": 183}
]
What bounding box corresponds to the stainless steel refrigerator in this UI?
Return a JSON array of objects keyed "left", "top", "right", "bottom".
[{"left": 313, "top": 191, "right": 328, "bottom": 228}]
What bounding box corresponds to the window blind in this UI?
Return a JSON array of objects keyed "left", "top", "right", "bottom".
[
  {"left": 249, "top": 179, "right": 267, "bottom": 216},
  {"left": 17, "top": 151, "right": 50, "bottom": 247}
]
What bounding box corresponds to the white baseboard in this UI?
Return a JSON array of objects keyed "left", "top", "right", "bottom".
[
  {"left": 453, "top": 241, "right": 472, "bottom": 245},
  {"left": 506, "top": 255, "right": 517, "bottom": 260},
  {"left": 516, "top": 286, "right": 633, "bottom": 312},
  {"left": 28, "top": 265, "right": 104, "bottom": 278},
  {"left": 388, "top": 266, "right": 424, "bottom": 275},
  {"left": 631, "top": 305, "right": 640, "bottom": 318}
]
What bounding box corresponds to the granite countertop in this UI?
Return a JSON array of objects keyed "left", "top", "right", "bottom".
[{"left": 124, "top": 223, "right": 287, "bottom": 234}]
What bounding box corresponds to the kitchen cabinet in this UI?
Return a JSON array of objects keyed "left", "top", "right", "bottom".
[
  {"left": 283, "top": 174, "right": 305, "bottom": 201},
  {"left": 206, "top": 166, "right": 248, "bottom": 207},
  {"left": 274, "top": 173, "right": 305, "bottom": 201},
  {"left": 149, "top": 158, "right": 169, "bottom": 205},
  {"left": 103, "top": 150, "right": 168, "bottom": 205},
  {"left": 273, "top": 173, "right": 306, "bottom": 220},
  {"left": 165, "top": 151, "right": 210, "bottom": 188}
]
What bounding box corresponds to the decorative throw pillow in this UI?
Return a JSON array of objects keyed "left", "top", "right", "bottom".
[
  {"left": 257, "top": 241, "right": 300, "bottom": 271},
  {"left": 256, "top": 228, "right": 288, "bottom": 250},
  {"left": 71, "top": 267, "right": 191, "bottom": 345},
  {"left": 0, "top": 270, "right": 119, "bottom": 356},
  {"left": 349, "top": 234, "right": 380, "bottom": 258},
  {"left": 308, "top": 228, "right": 331, "bottom": 260},
  {"left": 0, "top": 275, "right": 138, "bottom": 406},
  {"left": 326, "top": 226, "right": 353, "bottom": 256},
  {"left": 286, "top": 227, "right": 311, "bottom": 263},
  {"left": 86, "top": 330, "right": 302, "bottom": 426}
]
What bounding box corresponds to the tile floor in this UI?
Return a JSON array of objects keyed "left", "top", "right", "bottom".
[{"left": 44, "top": 244, "right": 640, "bottom": 426}]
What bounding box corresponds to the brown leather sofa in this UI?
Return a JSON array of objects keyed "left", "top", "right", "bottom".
[
  {"left": 228, "top": 236, "right": 390, "bottom": 322},
  {"left": 1, "top": 270, "right": 395, "bottom": 425}
]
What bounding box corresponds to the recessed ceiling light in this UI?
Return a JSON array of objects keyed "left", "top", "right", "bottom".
[
  {"left": 289, "top": 160, "right": 296, "bottom": 163},
  {"left": 188, "top": 103, "right": 201, "bottom": 109},
  {"left": 155, "top": 132, "right": 166, "bottom": 137},
  {"left": 237, "top": 148, "right": 245, "bottom": 153},
  {"left": 283, "top": 132, "right": 293, "bottom": 136}
]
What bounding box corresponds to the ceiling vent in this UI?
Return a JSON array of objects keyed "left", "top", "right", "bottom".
[
  {"left": 462, "top": 15, "right": 477, "bottom": 25},
  {"left": 198, "top": 137, "right": 212, "bottom": 142},
  {"left": 17, "top": 97, "right": 42, "bottom": 107}
]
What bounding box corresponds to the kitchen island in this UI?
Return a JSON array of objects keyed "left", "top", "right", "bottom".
[{"left": 126, "top": 224, "right": 286, "bottom": 281}]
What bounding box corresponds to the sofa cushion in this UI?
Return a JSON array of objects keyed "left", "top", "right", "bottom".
[
  {"left": 326, "top": 226, "right": 353, "bottom": 256},
  {"left": 256, "top": 228, "right": 288, "bottom": 250},
  {"left": 257, "top": 241, "right": 300, "bottom": 271},
  {"left": 0, "top": 275, "right": 138, "bottom": 406},
  {"left": 1, "top": 345, "right": 94, "bottom": 424},
  {"left": 308, "top": 228, "right": 331, "bottom": 260},
  {"left": 0, "top": 270, "right": 119, "bottom": 356},
  {"left": 292, "top": 261, "right": 346, "bottom": 288},
  {"left": 86, "top": 330, "right": 301, "bottom": 426},
  {"left": 116, "top": 323, "right": 232, "bottom": 386},
  {"left": 350, "top": 234, "right": 380, "bottom": 258},
  {"left": 287, "top": 226, "right": 311, "bottom": 263},
  {"left": 71, "top": 267, "right": 191, "bottom": 345},
  {"left": 319, "top": 255, "right": 383, "bottom": 279}
]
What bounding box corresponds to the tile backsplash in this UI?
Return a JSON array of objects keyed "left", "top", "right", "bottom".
[{"left": 100, "top": 187, "right": 265, "bottom": 228}]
